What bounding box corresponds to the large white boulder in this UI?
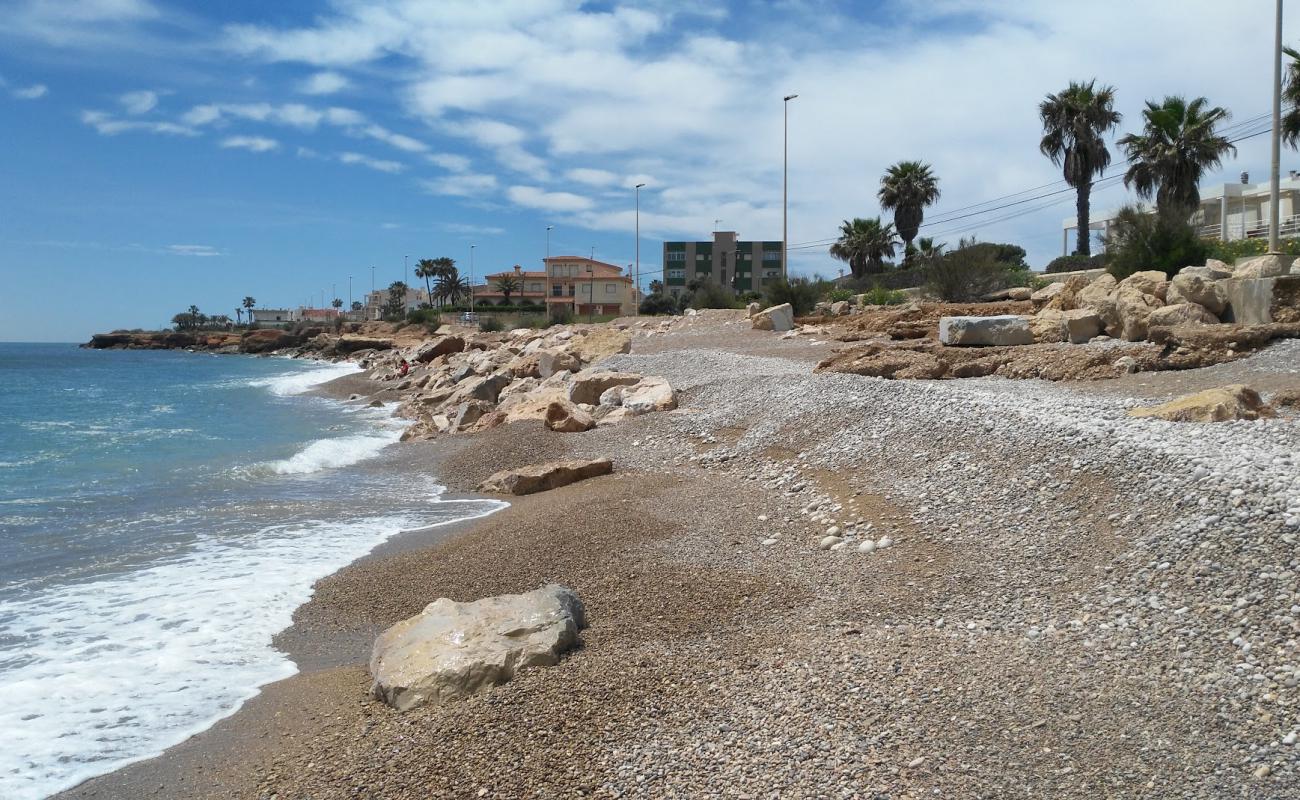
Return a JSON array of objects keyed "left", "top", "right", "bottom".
[
  {"left": 370, "top": 584, "right": 587, "bottom": 711},
  {"left": 567, "top": 370, "right": 643, "bottom": 405},
  {"left": 479, "top": 458, "right": 613, "bottom": 495},
  {"left": 1148, "top": 302, "right": 1219, "bottom": 328},
  {"left": 599, "top": 376, "right": 678, "bottom": 414},
  {"left": 1166, "top": 273, "right": 1226, "bottom": 315},
  {"left": 938, "top": 315, "right": 1034, "bottom": 346},
  {"left": 1234, "top": 253, "right": 1294, "bottom": 279},
  {"left": 751, "top": 303, "right": 795, "bottom": 332},
  {"left": 1060, "top": 309, "right": 1104, "bottom": 343}
]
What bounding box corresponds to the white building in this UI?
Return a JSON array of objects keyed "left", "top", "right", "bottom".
[
  {"left": 1060, "top": 172, "right": 1300, "bottom": 254},
  {"left": 362, "top": 286, "right": 429, "bottom": 320},
  {"left": 249, "top": 308, "right": 291, "bottom": 324}
]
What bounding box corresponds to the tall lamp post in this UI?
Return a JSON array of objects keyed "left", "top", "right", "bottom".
[
  {"left": 635, "top": 183, "right": 646, "bottom": 316},
  {"left": 469, "top": 244, "right": 476, "bottom": 314},
  {"left": 1269, "top": 0, "right": 1283, "bottom": 253},
  {"left": 545, "top": 225, "right": 553, "bottom": 319},
  {"left": 783, "top": 93, "right": 798, "bottom": 278},
  {"left": 348, "top": 276, "right": 353, "bottom": 315},
  {"left": 404, "top": 254, "right": 409, "bottom": 288}
]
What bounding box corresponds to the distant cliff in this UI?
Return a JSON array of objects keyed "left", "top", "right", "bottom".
[{"left": 83, "top": 327, "right": 398, "bottom": 357}]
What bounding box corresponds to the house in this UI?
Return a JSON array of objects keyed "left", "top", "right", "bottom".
[
  {"left": 249, "top": 308, "right": 291, "bottom": 325},
  {"left": 544, "top": 256, "right": 637, "bottom": 316},
  {"left": 473, "top": 265, "right": 547, "bottom": 306},
  {"left": 1061, "top": 172, "right": 1300, "bottom": 254},
  {"left": 361, "top": 286, "right": 429, "bottom": 320},
  {"left": 291, "top": 307, "right": 342, "bottom": 322},
  {"left": 662, "top": 231, "right": 786, "bottom": 298}
]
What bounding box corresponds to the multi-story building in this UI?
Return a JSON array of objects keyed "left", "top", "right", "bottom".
[
  {"left": 473, "top": 265, "right": 548, "bottom": 306},
  {"left": 543, "top": 256, "right": 637, "bottom": 316},
  {"left": 361, "top": 286, "right": 428, "bottom": 320},
  {"left": 661, "top": 231, "right": 785, "bottom": 298}
]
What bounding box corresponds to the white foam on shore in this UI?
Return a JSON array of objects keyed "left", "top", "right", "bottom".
[
  {"left": 264, "top": 429, "right": 402, "bottom": 475},
  {"left": 248, "top": 361, "right": 361, "bottom": 397},
  {"left": 0, "top": 496, "right": 504, "bottom": 800}
]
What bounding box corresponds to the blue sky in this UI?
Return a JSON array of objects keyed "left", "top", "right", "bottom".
[{"left": 2, "top": 0, "right": 1298, "bottom": 341}]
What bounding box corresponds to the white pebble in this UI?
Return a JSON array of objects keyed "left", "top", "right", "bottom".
[{"left": 858, "top": 540, "right": 876, "bottom": 554}]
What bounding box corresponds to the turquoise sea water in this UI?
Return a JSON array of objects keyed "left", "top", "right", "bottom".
[{"left": 0, "top": 343, "right": 503, "bottom": 799}]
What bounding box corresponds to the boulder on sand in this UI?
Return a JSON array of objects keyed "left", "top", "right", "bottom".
[
  {"left": 938, "top": 315, "right": 1033, "bottom": 346},
  {"left": 370, "top": 584, "right": 587, "bottom": 711},
  {"left": 478, "top": 458, "right": 614, "bottom": 495},
  {"left": 1061, "top": 309, "right": 1103, "bottom": 343},
  {"left": 1234, "top": 253, "right": 1294, "bottom": 279},
  {"left": 1148, "top": 302, "right": 1219, "bottom": 329},
  {"left": 569, "top": 329, "right": 631, "bottom": 365},
  {"left": 598, "top": 376, "right": 678, "bottom": 414},
  {"left": 751, "top": 303, "right": 795, "bottom": 332},
  {"left": 414, "top": 336, "right": 465, "bottom": 363},
  {"left": 1166, "top": 273, "right": 1226, "bottom": 315},
  {"left": 567, "top": 370, "right": 642, "bottom": 405},
  {"left": 543, "top": 400, "right": 595, "bottom": 432},
  {"left": 1128, "top": 384, "right": 1273, "bottom": 423}
]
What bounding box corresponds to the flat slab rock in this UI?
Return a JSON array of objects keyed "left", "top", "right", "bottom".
[
  {"left": 1128, "top": 384, "right": 1273, "bottom": 423},
  {"left": 370, "top": 584, "right": 587, "bottom": 711},
  {"left": 938, "top": 315, "right": 1034, "bottom": 346},
  {"left": 478, "top": 458, "right": 613, "bottom": 495}
]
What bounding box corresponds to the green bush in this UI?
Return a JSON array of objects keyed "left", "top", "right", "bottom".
[
  {"left": 405, "top": 308, "right": 441, "bottom": 326},
  {"left": 639, "top": 293, "right": 679, "bottom": 315},
  {"left": 923, "top": 244, "right": 1028, "bottom": 302},
  {"left": 1204, "top": 236, "right": 1300, "bottom": 264},
  {"left": 1102, "top": 206, "right": 1211, "bottom": 280},
  {"left": 1044, "top": 253, "right": 1108, "bottom": 273},
  {"left": 763, "top": 277, "right": 822, "bottom": 316},
  {"left": 519, "top": 315, "right": 550, "bottom": 329},
  {"left": 861, "top": 285, "right": 907, "bottom": 306},
  {"left": 951, "top": 239, "right": 1028, "bottom": 268},
  {"left": 688, "top": 281, "right": 740, "bottom": 310},
  {"left": 549, "top": 306, "right": 574, "bottom": 325},
  {"left": 477, "top": 316, "right": 505, "bottom": 333},
  {"left": 826, "top": 287, "right": 855, "bottom": 303}
]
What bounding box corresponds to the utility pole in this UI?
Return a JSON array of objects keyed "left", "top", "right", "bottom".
[
  {"left": 635, "top": 183, "right": 645, "bottom": 316},
  {"left": 545, "top": 225, "right": 553, "bottom": 320},
  {"left": 783, "top": 93, "right": 798, "bottom": 279},
  {"left": 404, "top": 254, "right": 409, "bottom": 287},
  {"left": 1269, "top": 0, "right": 1284, "bottom": 253},
  {"left": 470, "top": 244, "right": 476, "bottom": 314}
]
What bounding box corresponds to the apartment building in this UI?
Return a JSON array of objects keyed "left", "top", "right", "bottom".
[
  {"left": 661, "top": 231, "right": 785, "bottom": 298},
  {"left": 543, "top": 256, "right": 637, "bottom": 316},
  {"left": 473, "top": 264, "right": 547, "bottom": 306}
]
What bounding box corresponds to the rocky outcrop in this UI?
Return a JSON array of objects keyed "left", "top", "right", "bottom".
[
  {"left": 369, "top": 584, "right": 586, "bottom": 711},
  {"left": 414, "top": 336, "right": 465, "bottom": 363},
  {"left": 1234, "top": 254, "right": 1294, "bottom": 279},
  {"left": 334, "top": 336, "right": 394, "bottom": 354},
  {"left": 938, "top": 315, "right": 1034, "bottom": 346},
  {"left": 1166, "top": 273, "right": 1226, "bottom": 315},
  {"left": 240, "top": 329, "right": 297, "bottom": 354},
  {"left": 752, "top": 303, "right": 795, "bottom": 332},
  {"left": 569, "top": 329, "right": 631, "bottom": 365},
  {"left": 1128, "top": 385, "right": 1273, "bottom": 423},
  {"left": 478, "top": 458, "right": 614, "bottom": 495}
]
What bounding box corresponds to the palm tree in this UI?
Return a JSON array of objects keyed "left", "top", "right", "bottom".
[
  {"left": 1283, "top": 46, "right": 1300, "bottom": 149},
  {"left": 1039, "top": 80, "right": 1122, "bottom": 256},
  {"left": 242, "top": 296, "right": 256, "bottom": 322},
  {"left": 648, "top": 279, "right": 664, "bottom": 295},
  {"left": 915, "top": 237, "right": 946, "bottom": 262},
  {"left": 493, "top": 274, "right": 521, "bottom": 305},
  {"left": 829, "top": 217, "right": 898, "bottom": 278},
  {"left": 235, "top": 307, "right": 243, "bottom": 325},
  {"left": 1119, "top": 96, "right": 1236, "bottom": 222},
  {"left": 414, "top": 258, "right": 439, "bottom": 306},
  {"left": 436, "top": 269, "right": 470, "bottom": 307},
  {"left": 877, "top": 161, "right": 940, "bottom": 259},
  {"left": 331, "top": 298, "right": 343, "bottom": 310}
]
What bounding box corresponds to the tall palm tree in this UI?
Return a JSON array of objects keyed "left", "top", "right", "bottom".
[
  {"left": 235, "top": 307, "right": 243, "bottom": 325},
  {"left": 1283, "top": 46, "right": 1300, "bottom": 149},
  {"left": 648, "top": 279, "right": 664, "bottom": 295},
  {"left": 1039, "top": 80, "right": 1122, "bottom": 256},
  {"left": 829, "top": 217, "right": 898, "bottom": 278},
  {"left": 331, "top": 297, "right": 343, "bottom": 310},
  {"left": 914, "top": 237, "right": 946, "bottom": 262},
  {"left": 242, "top": 296, "right": 256, "bottom": 322},
  {"left": 414, "top": 258, "right": 439, "bottom": 306},
  {"left": 430, "top": 257, "right": 457, "bottom": 307},
  {"left": 877, "top": 161, "right": 940, "bottom": 259},
  {"left": 1119, "top": 96, "right": 1236, "bottom": 222},
  {"left": 493, "top": 274, "right": 521, "bottom": 305},
  {"left": 436, "top": 268, "right": 469, "bottom": 306}
]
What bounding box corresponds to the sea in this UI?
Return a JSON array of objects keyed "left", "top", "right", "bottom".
[{"left": 0, "top": 343, "right": 506, "bottom": 800}]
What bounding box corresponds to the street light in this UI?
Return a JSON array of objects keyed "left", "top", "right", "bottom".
[
  {"left": 348, "top": 275, "right": 352, "bottom": 311},
  {"left": 404, "top": 254, "right": 409, "bottom": 287},
  {"left": 783, "top": 93, "right": 798, "bottom": 280},
  {"left": 1269, "top": 0, "right": 1283, "bottom": 253},
  {"left": 635, "top": 183, "right": 646, "bottom": 316},
  {"left": 469, "top": 244, "right": 476, "bottom": 314},
  {"left": 545, "top": 225, "right": 554, "bottom": 319}
]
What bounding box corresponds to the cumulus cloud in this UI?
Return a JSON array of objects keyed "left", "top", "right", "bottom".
[
  {"left": 565, "top": 167, "right": 618, "bottom": 187},
  {"left": 178, "top": 102, "right": 364, "bottom": 130},
  {"left": 220, "top": 135, "right": 279, "bottom": 152},
  {"left": 338, "top": 151, "right": 404, "bottom": 173},
  {"left": 506, "top": 185, "right": 592, "bottom": 212},
  {"left": 360, "top": 124, "right": 425, "bottom": 152},
  {"left": 299, "top": 70, "right": 349, "bottom": 95},
  {"left": 12, "top": 83, "right": 48, "bottom": 99},
  {"left": 118, "top": 89, "right": 156, "bottom": 114},
  {"left": 81, "top": 109, "right": 195, "bottom": 136},
  {"left": 418, "top": 173, "right": 498, "bottom": 197},
  {"left": 427, "top": 152, "right": 470, "bottom": 172},
  {"left": 166, "top": 244, "right": 220, "bottom": 256}
]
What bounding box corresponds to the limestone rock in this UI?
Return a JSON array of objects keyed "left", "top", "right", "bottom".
[
  {"left": 568, "top": 370, "right": 643, "bottom": 405},
  {"left": 543, "top": 401, "right": 595, "bottom": 433},
  {"left": 1030, "top": 281, "right": 1066, "bottom": 308},
  {"left": 938, "top": 315, "right": 1033, "bottom": 346},
  {"left": 1148, "top": 302, "right": 1219, "bottom": 329},
  {"left": 478, "top": 458, "right": 614, "bottom": 495},
  {"left": 1234, "top": 253, "right": 1294, "bottom": 279},
  {"left": 414, "top": 336, "right": 465, "bottom": 363},
  {"left": 569, "top": 329, "right": 631, "bottom": 365},
  {"left": 1203, "top": 258, "right": 1234, "bottom": 278},
  {"left": 458, "top": 373, "right": 512, "bottom": 403},
  {"left": 745, "top": 301, "right": 762, "bottom": 317},
  {"left": 1076, "top": 273, "right": 1118, "bottom": 312},
  {"left": 334, "top": 336, "right": 394, "bottom": 354},
  {"left": 1166, "top": 273, "right": 1227, "bottom": 315},
  {"left": 451, "top": 400, "right": 495, "bottom": 431},
  {"left": 1128, "top": 384, "right": 1273, "bottom": 423},
  {"left": 1111, "top": 285, "right": 1164, "bottom": 341},
  {"left": 1007, "top": 286, "right": 1033, "bottom": 301},
  {"left": 1061, "top": 308, "right": 1104, "bottom": 343},
  {"left": 752, "top": 303, "right": 795, "bottom": 332},
  {"left": 599, "top": 377, "right": 678, "bottom": 414},
  {"left": 1118, "top": 270, "right": 1169, "bottom": 300},
  {"left": 1029, "top": 308, "right": 1066, "bottom": 343},
  {"left": 370, "top": 584, "right": 586, "bottom": 711}
]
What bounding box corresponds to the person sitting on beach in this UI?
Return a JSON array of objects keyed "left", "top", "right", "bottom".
[{"left": 397, "top": 358, "right": 410, "bottom": 378}]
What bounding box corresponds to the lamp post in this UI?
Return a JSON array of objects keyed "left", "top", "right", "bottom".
[
  {"left": 348, "top": 276, "right": 352, "bottom": 311},
  {"left": 404, "top": 254, "right": 409, "bottom": 287},
  {"left": 1269, "top": 0, "right": 1283, "bottom": 253},
  {"left": 783, "top": 93, "right": 797, "bottom": 279},
  {"left": 635, "top": 183, "right": 645, "bottom": 316},
  {"left": 545, "top": 225, "right": 553, "bottom": 319},
  {"left": 469, "top": 244, "right": 476, "bottom": 314}
]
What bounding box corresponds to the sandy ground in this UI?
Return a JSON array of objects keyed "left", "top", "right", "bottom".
[{"left": 58, "top": 312, "right": 1300, "bottom": 799}]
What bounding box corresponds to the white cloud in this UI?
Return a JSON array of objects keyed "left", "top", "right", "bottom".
[
  {"left": 361, "top": 124, "right": 425, "bottom": 152},
  {"left": 427, "top": 152, "right": 470, "bottom": 172},
  {"left": 338, "top": 151, "right": 404, "bottom": 173},
  {"left": 565, "top": 167, "right": 618, "bottom": 187},
  {"left": 380, "top": 221, "right": 401, "bottom": 229},
  {"left": 12, "top": 83, "right": 48, "bottom": 99},
  {"left": 1, "top": 0, "right": 161, "bottom": 48},
  {"left": 300, "top": 71, "right": 349, "bottom": 95},
  {"left": 220, "top": 135, "right": 279, "bottom": 153},
  {"left": 118, "top": 89, "right": 156, "bottom": 114},
  {"left": 440, "top": 222, "right": 505, "bottom": 236},
  {"left": 506, "top": 185, "right": 592, "bottom": 212},
  {"left": 419, "top": 173, "right": 498, "bottom": 197},
  {"left": 178, "top": 102, "right": 365, "bottom": 131},
  {"left": 81, "top": 109, "right": 195, "bottom": 136},
  {"left": 167, "top": 244, "right": 220, "bottom": 257}
]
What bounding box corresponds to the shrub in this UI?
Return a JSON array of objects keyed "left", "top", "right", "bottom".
[
  {"left": 951, "top": 239, "right": 1028, "bottom": 268},
  {"left": 519, "top": 315, "right": 549, "bottom": 329},
  {"left": 549, "top": 306, "right": 574, "bottom": 325},
  {"left": 1205, "top": 236, "right": 1300, "bottom": 264},
  {"left": 477, "top": 316, "right": 505, "bottom": 332},
  {"left": 923, "top": 244, "right": 1028, "bottom": 302},
  {"left": 826, "top": 287, "right": 855, "bottom": 303},
  {"left": 639, "top": 293, "right": 679, "bottom": 315},
  {"left": 1044, "top": 253, "right": 1108, "bottom": 273},
  {"left": 763, "top": 277, "right": 822, "bottom": 316},
  {"left": 1101, "top": 206, "right": 1211, "bottom": 280},
  {"left": 688, "top": 281, "right": 740, "bottom": 310},
  {"left": 861, "top": 285, "right": 907, "bottom": 306},
  {"left": 406, "top": 308, "right": 440, "bottom": 327}
]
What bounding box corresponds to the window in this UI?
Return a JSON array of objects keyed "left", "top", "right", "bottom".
[
  {"left": 697, "top": 253, "right": 706, "bottom": 261},
  {"left": 667, "top": 268, "right": 685, "bottom": 279},
  {"left": 605, "top": 284, "right": 616, "bottom": 294},
  {"left": 763, "top": 269, "right": 781, "bottom": 279},
  {"left": 528, "top": 282, "right": 542, "bottom": 292},
  {"left": 762, "top": 251, "right": 781, "bottom": 262},
  {"left": 666, "top": 251, "right": 686, "bottom": 262},
  {"left": 744, "top": 253, "right": 752, "bottom": 261}
]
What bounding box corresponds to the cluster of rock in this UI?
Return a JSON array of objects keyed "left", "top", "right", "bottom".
[
  {"left": 370, "top": 583, "right": 586, "bottom": 711},
  {"left": 354, "top": 326, "right": 678, "bottom": 440}
]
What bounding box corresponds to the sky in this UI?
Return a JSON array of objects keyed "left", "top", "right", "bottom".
[{"left": 2, "top": 0, "right": 1298, "bottom": 342}]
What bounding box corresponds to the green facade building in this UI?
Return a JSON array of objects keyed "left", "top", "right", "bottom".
[{"left": 662, "top": 231, "right": 785, "bottom": 297}]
